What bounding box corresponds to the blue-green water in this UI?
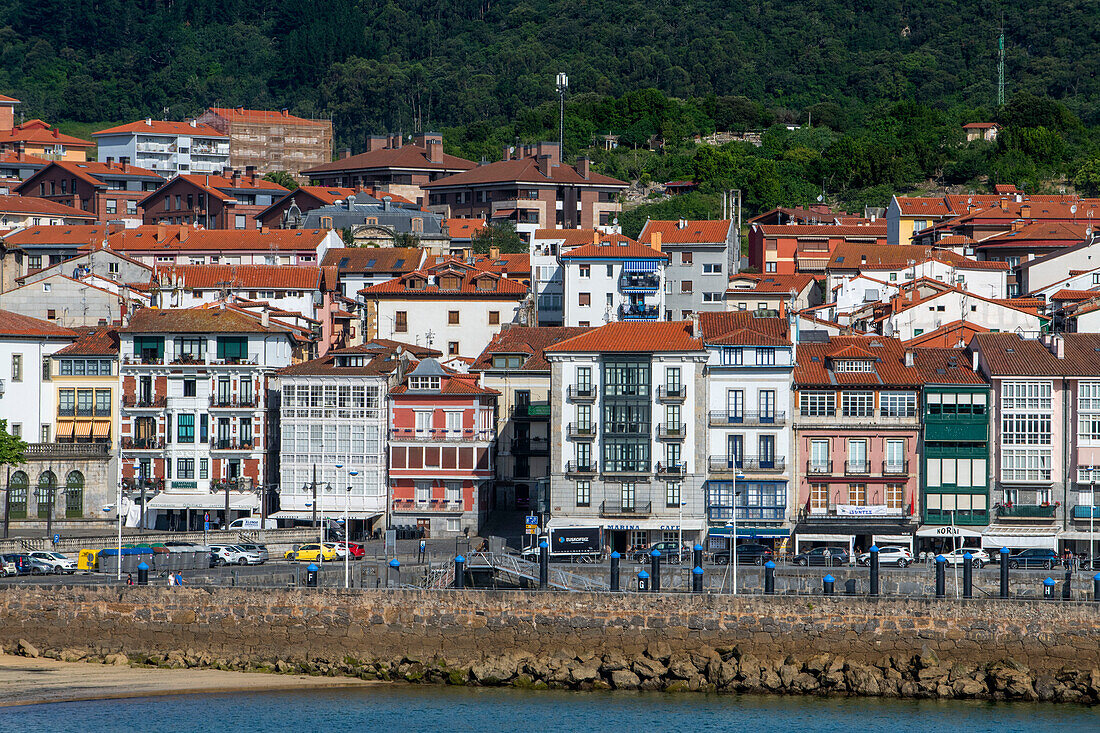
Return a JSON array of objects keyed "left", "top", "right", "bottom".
[{"left": 1, "top": 687, "right": 1095, "bottom": 732}]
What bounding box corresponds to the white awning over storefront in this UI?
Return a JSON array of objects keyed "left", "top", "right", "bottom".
[
  {"left": 981, "top": 524, "right": 1058, "bottom": 550},
  {"left": 146, "top": 492, "right": 259, "bottom": 511},
  {"left": 916, "top": 525, "right": 984, "bottom": 539},
  {"left": 269, "top": 510, "right": 383, "bottom": 521},
  {"left": 546, "top": 517, "right": 706, "bottom": 532}
]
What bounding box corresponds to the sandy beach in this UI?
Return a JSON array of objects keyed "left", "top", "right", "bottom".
[{"left": 0, "top": 654, "right": 377, "bottom": 708}]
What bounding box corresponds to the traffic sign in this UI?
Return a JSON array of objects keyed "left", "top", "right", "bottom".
[
  {"left": 52, "top": 534, "right": 60, "bottom": 545},
  {"left": 525, "top": 515, "right": 538, "bottom": 525},
  {"left": 525, "top": 524, "right": 538, "bottom": 534}
]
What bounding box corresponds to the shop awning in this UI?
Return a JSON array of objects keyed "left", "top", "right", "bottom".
[
  {"left": 146, "top": 492, "right": 259, "bottom": 511},
  {"left": 74, "top": 420, "right": 92, "bottom": 438},
  {"left": 981, "top": 524, "right": 1058, "bottom": 550},
  {"left": 708, "top": 526, "right": 790, "bottom": 538},
  {"left": 56, "top": 421, "right": 75, "bottom": 439},
  {"left": 624, "top": 260, "right": 659, "bottom": 272},
  {"left": 795, "top": 533, "right": 853, "bottom": 544},
  {"left": 92, "top": 421, "right": 111, "bottom": 438},
  {"left": 546, "top": 517, "right": 706, "bottom": 531},
  {"left": 269, "top": 510, "right": 383, "bottom": 521},
  {"left": 1059, "top": 530, "right": 1100, "bottom": 541},
  {"left": 916, "top": 524, "right": 984, "bottom": 539}
]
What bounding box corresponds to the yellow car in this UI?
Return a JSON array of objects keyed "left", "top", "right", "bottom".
[{"left": 284, "top": 544, "right": 338, "bottom": 562}]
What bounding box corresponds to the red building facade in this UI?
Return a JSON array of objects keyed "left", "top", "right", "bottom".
[{"left": 387, "top": 359, "right": 497, "bottom": 537}]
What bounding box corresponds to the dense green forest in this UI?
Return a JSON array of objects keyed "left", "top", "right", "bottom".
[{"left": 2, "top": 0, "right": 1098, "bottom": 227}]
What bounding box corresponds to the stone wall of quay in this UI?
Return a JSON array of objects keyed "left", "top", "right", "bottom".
[{"left": 2, "top": 587, "right": 1099, "bottom": 704}]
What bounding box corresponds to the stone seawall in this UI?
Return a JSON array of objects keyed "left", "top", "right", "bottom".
[{"left": 2, "top": 587, "right": 1099, "bottom": 703}]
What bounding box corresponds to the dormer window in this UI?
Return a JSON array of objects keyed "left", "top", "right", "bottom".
[
  {"left": 833, "top": 360, "right": 875, "bottom": 373},
  {"left": 408, "top": 376, "right": 441, "bottom": 390},
  {"left": 407, "top": 277, "right": 426, "bottom": 290},
  {"left": 492, "top": 355, "right": 525, "bottom": 369},
  {"left": 475, "top": 277, "right": 497, "bottom": 291},
  {"left": 439, "top": 275, "right": 460, "bottom": 290},
  {"left": 335, "top": 355, "right": 365, "bottom": 367}
]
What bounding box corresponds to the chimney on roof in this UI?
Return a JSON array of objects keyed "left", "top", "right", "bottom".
[
  {"left": 261, "top": 305, "right": 270, "bottom": 327},
  {"left": 280, "top": 108, "right": 289, "bottom": 117},
  {"left": 501, "top": 145, "right": 511, "bottom": 162},
  {"left": 536, "top": 141, "right": 561, "bottom": 166},
  {"left": 366, "top": 135, "right": 387, "bottom": 152},
  {"left": 156, "top": 223, "right": 166, "bottom": 242},
  {"left": 426, "top": 138, "right": 442, "bottom": 164},
  {"left": 1051, "top": 333, "right": 1065, "bottom": 359},
  {"left": 179, "top": 227, "right": 188, "bottom": 243},
  {"left": 189, "top": 119, "right": 196, "bottom": 128},
  {"left": 971, "top": 348, "right": 979, "bottom": 372},
  {"left": 650, "top": 231, "right": 661, "bottom": 251},
  {"left": 341, "top": 147, "right": 352, "bottom": 159},
  {"left": 677, "top": 219, "right": 687, "bottom": 229},
  {"left": 577, "top": 156, "right": 590, "bottom": 179},
  {"left": 232, "top": 169, "right": 241, "bottom": 187},
  {"left": 690, "top": 311, "right": 700, "bottom": 337},
  {"left": 382, "top": 195, "right": 391, "bottom": 211},
  {"left": 237, "top": 106, "right": 244, "bottom": 113},
  {"left": 392, "top": 134, "right": 402, "bottom": 149},
  {"left": 536, "top": 155, "right": 551, "bottom": 177},
  {"left": 1021, "top": 204, "right": 1031, "bottom": 218},
  {"left": 52, "top": 127, "right": 59, "bottom": 138},
  {"left": 593, "top": 231, "right": 599, "bottom": 245},
  {"left": 904, "top": 349, "right": 914, "bottom": 368}
]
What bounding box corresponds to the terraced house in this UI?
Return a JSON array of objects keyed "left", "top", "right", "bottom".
[
  {"left": 791, "top": 336, "right": 922, "bottom": 556},
  {"left": 546, "top": 321, "right": 709, "bottom": 552}
]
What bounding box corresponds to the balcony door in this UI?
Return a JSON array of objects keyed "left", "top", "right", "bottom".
[
  {"left": 885, "top": 439, "right": 904, "bottom": 473},
  {"left": 620, "top": 482, "right": 635, "bottom": 511},
  {"left": 759, "top": 435, "right": 775, "bottom": 469},
  {"left": 217, "top": 418, "right": 231, "bottom": 448},
  {"left": 847, "top": 439, "right": 867, "bottom": 473},
  {"left": 727, "top": 389, "right": 743, "bottom": 422},
  {"left": 810, "top": 439, "right": 829, "bottom": 472},
  {"left": 759, "top": 390, "right": 775, "bottom": 422},
  {"left": 726, "top": 434, "right": 743, "bottom": 469}
]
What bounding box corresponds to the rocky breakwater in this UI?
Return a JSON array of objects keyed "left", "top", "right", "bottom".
[{"left": 2, "top": 586, "right": 1100, "bottom": 704}]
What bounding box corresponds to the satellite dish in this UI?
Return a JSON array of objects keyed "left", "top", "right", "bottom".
[
  {"left": 967, "top": 197, "right": 972, "bottom": 205},
  {"left": 817, "top": 194, "right": 824, "bottom": 202},
  {"left": 1071, "top": 205, "right": 1078, "bottom": 214}
]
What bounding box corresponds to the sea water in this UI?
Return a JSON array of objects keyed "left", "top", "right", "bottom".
[{"left": 2, "top": 685, "right": 1096, "bottom": 732}]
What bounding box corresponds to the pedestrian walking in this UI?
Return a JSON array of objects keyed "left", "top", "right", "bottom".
[
  {"left": 173, "top": 572, "right": 184, "bottom": 586},
  {"left": 126, "top": 573, "right": 133, "bottom": 586}
]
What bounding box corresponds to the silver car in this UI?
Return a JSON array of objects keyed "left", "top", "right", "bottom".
[
  {"left": 209, "top": 544, "right": 263, "bottom": 566},
  {"left": 28, "top": 551, "right": 77, "bottom": 574}
]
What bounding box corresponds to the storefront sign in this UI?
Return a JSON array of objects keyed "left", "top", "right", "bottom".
[{"left": 836, "top": 504, "right": 894, "bottom": 517}]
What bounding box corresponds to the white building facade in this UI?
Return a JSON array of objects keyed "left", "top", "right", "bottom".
[
  {"left": 560, "top": 242, "right": 667, "bottom": 327},
  {"left": 94, "top": 119, "right": 230, "bottom": 178}
]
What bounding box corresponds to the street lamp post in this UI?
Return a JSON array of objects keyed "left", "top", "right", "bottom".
[
  {"left": 334, "top": 463, "right": 343, "bottom": 549},
  {"left": 733, "top": 472, "right": 743, "bottom": 595},
  {"left": 116, "top": 470, "right": 124, "bottom": 581},
  {"left": 555, "top": 72, "right": 568, "bottom": 156},
  {"left": 1091, "top": 480, "right": 1096, "bottom": 571},
  {"left": 346, "top": 470, "right": 357, "bottom": 589}
]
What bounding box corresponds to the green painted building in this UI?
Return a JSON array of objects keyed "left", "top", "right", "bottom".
[{"left": 914, "top": 350, "right": 991, "bottom": 527}]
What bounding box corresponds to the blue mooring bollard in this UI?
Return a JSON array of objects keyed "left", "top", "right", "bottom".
[
  {"left": 962, "top": 552, "right": 973, "bottom": 599},
  {"left": 1093, "top": 573, "right": 1100, "bottom": 601},
  {"left": 693, "top": 544, "right": 704, "bottom": 571},
  {"left": 454, "top": 555, "right": 465, "bottom": 589},
  {"left": 638, "top": 569, "right": 650, "bottom": 592},
  {"left": 136, "top": 561, "right": 149, "bottom": 586},
  {"left": 935, "top": 555, "right": 946, "bottom": 598},
  {"left": 823, "top": 574, "right": 835, "bottom": 596},
  {"left": 388, "top": 558, "right": 400, "bottom": 587},
  {"left": 649, "top": 549, "right": 661, "bottom": 593},
  {"left": 1000, "top": 546, "right": 1010, "bottom": 598},
  {"left": 610, "top": 551, "right": 620, "bottom": 592},
  {"left": 868, "top": 545, "right": 880, "bottom": 597},
  {"left": 1043, "top": 576, "right": 1056, "bottom": 599},
  {"left": 538, "top": 540, "right": 549, "bottom": 590},
  {"left": 692, "top": 566, "right": 704, "bottom": 593},
  {"left": 306, "top": 563, "right": 319, "bottom": 587},
  {"left": 764, "top": 560, "right": 775, "bottom": 594}
]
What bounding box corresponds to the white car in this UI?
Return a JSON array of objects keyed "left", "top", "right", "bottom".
[
  {"left": 28, "top": 551, "right": 77, "bottom": 574},
  {"left": 856, "top": 546, "right": 914, "bottom": 567},
  {"left": 209, "top": 544, "right": 262, "bottom": 566},
  {"left": 939, "top": 548, "right": 990, "bottom": 568},
  {"left": 322, "top": 542, "right": 348, "bottom": 560},
  {"left": 0, "top": 557, "right": 16, "bottom": 577}
]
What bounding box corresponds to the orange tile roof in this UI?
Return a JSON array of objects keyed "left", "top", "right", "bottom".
[
  {"left": 154, "top": 264, "right": 324, "bottom": 290},
  {"left": 122, "top": 305, "right": 292, "bottom": 334},
  {"left": 971, "top": 333, "right": 1067, "bottom": 376},
  {"left": 911, "top": 347, "right": 987, "bottom": 384},
  {"left": 962, "top": 122, "right": 998, "bottom": 129},
  {"left": 360, "top": 263, "right": 528, "bottom": 298},
  {"left": 755, "top": 223, "right": 887, "bottom": 237},
  {"left": 546, "top": 321, "right": 704, "bottom": 353},
  {"left": 278, "top": 340, "right": 440, "bottom": 378},
  {"left": 793, "top": 335, "right": 921, "bottom": 387},
  {"left": 1051, "top": 289, "right": 1100, "bottom": 301},
  {"left": 321, "top": 246, "right": 422, "bottom": 273},
  {"left": 533, "top": 229, "right": 638, "bottom": 247},
  {"left": 894, "top": 197, "right": 953, "bottom": 216},
  {"left": 904, "top": 321, "right": 991, "bottom": 349},
  {"left": 178, "top": 172, "right": 287, "bottom": 192},
  {"left": 305, "top": 143, "right": 474, "bottom": 174},
  {"left": 93, "top": 120, "right": 226, "bottom": 137},
  {"left": 725, "top": 273, "right": 816, "bottom": 294},
  {"left": 974, "top": 221, "right": 1091, "bottom": 248},
  {"left": 471, "top": 326, "right": 591, "bottom": 371},
  {"left": 0, "top": 151, "right": 50, "bottom": 166},
  {"left": 0, "top": 120, "right": 93, "bottom": 148},
  {"left": 827, "top": 243, "right": 1008, "bottom": 270},
  {"left": 422, "top": 157, "right": 625, "bottom": 188},
  {"left": 559, "top": 241, "right": 668, "bottom": 260},
  {"left": 0, "top": 308, "right": 75, "bottom": 338},
  {"left": 0, "top": 95, "right": 19, "bottom": 104},
  {"left": 17, "top": 161, "right": 163, "bottom": 194},
  {"left": 97, "top": 227, "right": 331, "bottom": 253},
  {"left": 206, "top": 107, "right": 328, "bottom": 127},
  {"left": 444, "top": 218, "right": 486, "bottom": 239},
  {"left": 54, "top": 327, "right": 119, "bottom": 356},
  {"left": 4, "top": 224, "right": 107, "bottom": 246},
  {"left": 638, "top": 219, "right": 732, "bottom": 244},
  {"left": 0, "top": 194, "right": 96, "bottom": 219},
  {"left": 698, "top": 311, "right": 791, "bottom": 346}
]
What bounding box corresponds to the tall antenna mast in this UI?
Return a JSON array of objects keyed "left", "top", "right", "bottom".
[{"left": 997, "top": 18, "right": 1006, "bottom": 107}]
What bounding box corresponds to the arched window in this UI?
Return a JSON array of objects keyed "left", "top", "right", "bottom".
[
  {"left": 65, "top": 471, "right": 84, "bottom": 518},
  {"left": 7, "top": 471, "right": 28, "bottom": 519},
  {"left": 36, "top": 471, "right": 56, "bottom": 519}
]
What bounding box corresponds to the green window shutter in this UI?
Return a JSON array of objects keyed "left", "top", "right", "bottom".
[{"left": 217, "top": 337, "right": 247, "bottom": 360}]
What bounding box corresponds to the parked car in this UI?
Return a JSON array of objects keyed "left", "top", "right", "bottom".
[
  {"left": 25, "top": 555, "right": 54, "bottom": 575},
  {"left": 939, "top": 548, "right": 990, "bottom": 568},
  {"left": 712, "top": 543, "right": 773, "bottom": 566},
  {"left": 208, "top": 544, "right": 262, "bottom": 566},
  {"left": 28, "top": 551, "right": 77, "bottom": 574},
  {"left": 630, "top": 542, "right": 683, "bottom": 564},
  {"left": 235, "top": 543, "right": 269, "bottom": 563},
  {"left": 856, "top": 546, "right": 914, "bottom": 568},
  {"left": 0, "top": 556, "right": 17, "bottom": 577},
  {"left": 322, "top": 542, "right": 349, "bottom": 560},
  {"left": 1, "top": 553, "right": 33, "bottom": 575},
  {"left": 1006, "top": 549, "right": 1059, "bottom": 569},
  {"left": 284, "top": 544, "right": 337, "bottom": 563},
  {"left": 329, "top": 541, "right": 364, "bottom": 559},
  {"left": 792, "top": 547, "right": 850, "bottom": 566}
]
